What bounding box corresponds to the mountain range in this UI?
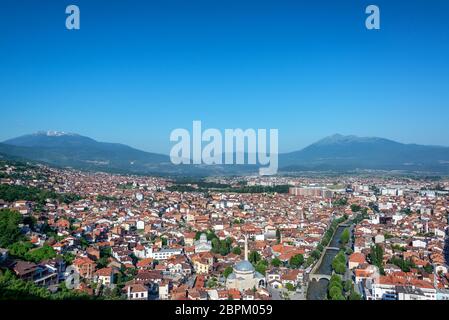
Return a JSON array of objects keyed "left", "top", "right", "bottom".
[{"left": 1, "top": 131, "right": 449, "bottom": 175}]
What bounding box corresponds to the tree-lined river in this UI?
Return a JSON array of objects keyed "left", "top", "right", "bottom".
[{"left": 306, "top": 225, "right": 347, "bottom": 300}]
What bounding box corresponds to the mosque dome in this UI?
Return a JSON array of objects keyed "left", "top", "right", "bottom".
[{"left": 234, "top": 260, "right": 255, "bottom": 272}]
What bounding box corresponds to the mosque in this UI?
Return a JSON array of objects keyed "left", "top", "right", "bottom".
[
  {"left": 194, "top": 233, "right": 212, "bottom": 253},
  {"left": 226, "top": 235, "right": 266, "bottom": 291}
]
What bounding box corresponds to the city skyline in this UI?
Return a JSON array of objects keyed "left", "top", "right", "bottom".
[{"left": 1, "top": 0, "right": 449, "bottom": 154}]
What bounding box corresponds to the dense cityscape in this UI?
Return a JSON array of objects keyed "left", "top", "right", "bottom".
[{"left": 1, "top": 159, "right": 448, "bottom": 301}]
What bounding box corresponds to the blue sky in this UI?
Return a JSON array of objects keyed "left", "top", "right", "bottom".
[{"left": 0, "top": 0, "right": 448, "bottom": 154}]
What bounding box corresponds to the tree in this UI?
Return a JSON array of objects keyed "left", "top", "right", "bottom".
[
  {"left": 8, "top": 241, "right": 33, "bottom": 259},
  {"left": 344, "top": 280, "right": 353, "bottom": 292},
  {"left": 369, "top": 244, "right": 384, "bottom": 274},
  {"left": 62, "top": 252, "right": 75, "bottom": 265},
  {"left": 332, "top": 251, "right": 347, "bottom": 275},
  {"left": 390, "top": 256, "right": 415, "bottom": 272},
  {"left": 333, "top": 262, "right": 346, "bottom": 274},
  {"left": 423, "top": 264, "right": 433, "bottom": 274},
  {"left": 0, "top": 209, "right": 23, "bottom": 247},
  {"left": 349, "top": 290, "right": 362, "bottom": 300},
  {"left": 0, "top": 184, "right": 80, "bottom": 206},
  {"left": 0, "top": 269, "right": 94, "bottom": 300},
  {"left": 206, "top": 277, "right": 218, "bottom": 288},
  {"left": 25, "top": 244, "right": 56, "bottom": 263},
  {"left": 285, "top": 283, "right": 295, "bottom": 292},
  {"left": 333, "top": 198, "right": 348, "bottom": 207},
  {"left": 340, "top": 228, "right": 350, "bottom": 246},
  {"left": 255, "top": 261, "right": 268, "bottom": 275},
  {"left": 212, "top": 238, "right": 231, "bottom": 256},
  {"left": 305, "top": 256, "right": 315, "bottom": 267},
  {"left": 328, "top": 274, "right": 345, "bottom": 300},
  {"left": 311, "top": 250, "right": 321, "bottom": 260},
  {"left": 249, "top": 251, "right": 261, "bottom": 264},
  {"left": 330, "top": 275, "right": 342, "bottom": 287},
  {"left": 97, "top": 256, "right": 110, "bottom": 269},
  {"left": 232, "top": 247, "right": 242, "bottom": 255},
  {"left": 271, "top": 257, "right": 281, "bottom": 267},
  {"left": 350, "top": 204, "right": 361, "bottom": 212},
  {"left": 289, "top": 254, "right": 304, "bottom": 268},
  {"left": 331, "top": 293, "right": 346, "bottom": 300},
  {"left": 329, "top": 286, "right": 342, "bottom": 299},
  {"left": 223, "top": 266, "right": 233, "bottom": 278},
  {"left": 219, "top": 245, "right": 229, "bottom": 257}
]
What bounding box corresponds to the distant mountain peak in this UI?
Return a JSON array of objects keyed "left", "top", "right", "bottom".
[
  {"left": 314, "top": 134, "right": 359, "bottom": 145},
  {"left": 34, "top": 131, "right": 80, "bottom": 137},
  {"left": 312, "top": 134, "right": 391, "bottom": 146}
]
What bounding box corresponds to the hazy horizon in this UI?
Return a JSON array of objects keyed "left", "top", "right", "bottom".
[{"left": 3, "top": 130, "right": 449, "bottom": 156}]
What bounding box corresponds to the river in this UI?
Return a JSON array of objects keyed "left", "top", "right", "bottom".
[{"left": 306, "top": 225, "right": 347, "bottom": 300}]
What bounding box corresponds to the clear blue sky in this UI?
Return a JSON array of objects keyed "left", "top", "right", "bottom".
[{"left": 1, "top": 0, "right": 448, "bottom": 154}]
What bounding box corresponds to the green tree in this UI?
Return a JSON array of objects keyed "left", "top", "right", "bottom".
[
  {"left": 8, "top": 241, "right": 33, "bottom": 259},
  {"left": 255, "top": 261, "right": 268, "bottom": 275},
  {"left": 25, "top": 244, "right": 56, "bottom": 263},
  {"left": 389, "top": 256, "right": 415, "bottom": 272},
  {"left": 349, "top": 291, "right": 362, "bottom": 300},
  {"left": 423, "top": 264, "right": 433, "bottom": 274},
  {"left": 344, "top": 280, "right": 353, "bottom": 292},
  {"left": 289, "top": 254, "right": 304, "bottom": 268},
  {"left": 311, "top": 250, "right": 321, "bottom": 260},
  {"left": 334, "top": 262, "right": 346, "bottom": 274},
  {"left": 271, "top": 257, "right": 281, "bottom": 267},
  {"left": 332, "top": 251, "right": 347, "bottom": 275},
  {"left": 369, "top": 244, "right": 385, "bottom": 274},
  {"left": 97, "top": 256, "right": 110, "bottom": 269},
  {"left": 329, "top": 286, "right": 342, "bottom": 299},
  {"left": 62, "top": 252, "right": 75, "bottom": 265},
  {"left": 223, "top": 266, "right": 233, "bottom": 278},
  {"left": 285, "top": 283, "right": 295, "bottom": 292},
  {"left": 340, "top": 228, "right": 350, "bottom": 246},
  {"left": 328, "top": 274, "right": 346, "bottom": 300},
  {"left": 249, "top": 251, "right": 261, "bottom": 264},
  {"left": 232, "top": 247, "right": 242, "bottom": 255},
  {"left": 330, "top": 275, "right": 343, "bottom": 288},
  {"left": 206, "top": 277, "right": 218, "bottom": 288},
  {"left": 0, "top": 209, "right": 23, "bottom": 247},
  {"left": 333, "top": 198, "right": 348, "bottom": 207},
  {"left": 0, "top": 269, "right": 94, "bottom": 300},
  {"left": 211, "top": 238, "right": 221, "bottom": 253},
  {"left": 305, "top": 256, "right": 315, "bottom": 267}
]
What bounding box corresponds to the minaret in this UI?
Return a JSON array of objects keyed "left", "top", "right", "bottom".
[{"left": 244, "top": 234, "right": 248, "bottom": 261}]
